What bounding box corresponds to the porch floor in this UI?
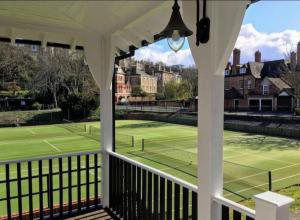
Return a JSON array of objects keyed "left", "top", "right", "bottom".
[{"left": 65, "top": 209, "right": 113, "bottom": 220}]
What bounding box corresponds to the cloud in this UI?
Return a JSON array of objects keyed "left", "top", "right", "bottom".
[
  {"left": 134, "top": 24, "right": 300, "bottom": 66},
  {"left": 134, "top": 43, "right": 195, "bottom": 67},
  {"left": 235, "top": 24, "right": 300, "bottom": 63}
]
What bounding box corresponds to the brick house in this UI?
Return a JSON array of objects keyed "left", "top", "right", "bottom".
[
  {"left": 224, "top": 49, "right": 296, "bottom": 112},
  {"left": 115, "top": 67, "right": 131, "bottom": 103}
]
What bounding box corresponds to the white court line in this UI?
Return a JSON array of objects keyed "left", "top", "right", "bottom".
[
  {"left": 225, "top": 148, "right": 294, "bottom": 165},
  {"left": 224, "top": 161, "right": 300, "bottom": 184},
  {"left": 224, "top": 172, "right": 300, "bottom": 197},
  {"left": 43, "top": 140, "right": 62, "bottom": 152},
  {"left": 26, "top": 128, "right": 36, "bottom": 135}
]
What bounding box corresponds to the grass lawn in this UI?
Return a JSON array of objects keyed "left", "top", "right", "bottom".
[{"left": 0, "top": 119, "right": 300, "bottom": 215}]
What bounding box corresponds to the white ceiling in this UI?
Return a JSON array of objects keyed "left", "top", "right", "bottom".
[{"left": 0, "top": 1, "right": 172, "bottom": 52}]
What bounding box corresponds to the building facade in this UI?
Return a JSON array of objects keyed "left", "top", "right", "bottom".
[
  {"left": 115, "top": 67, "right": 131, "bottom": 103},
  {"left": 224, "top": 49, "right": 296, "bottom": 112}
]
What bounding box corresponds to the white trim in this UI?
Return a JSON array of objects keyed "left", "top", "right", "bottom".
[{"left": 214, "top": 195, "right": 256, "bottom": 219}]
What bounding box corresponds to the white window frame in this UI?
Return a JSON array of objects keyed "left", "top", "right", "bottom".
[
  {"left": 240, "top": 67, "right": 246, "bottom": 74},
  {"left": 247, "top": 80, "right": 252, "bottom": 89},
  {"left": 263, "top": 85, "right": 269, "bottom": 95}
]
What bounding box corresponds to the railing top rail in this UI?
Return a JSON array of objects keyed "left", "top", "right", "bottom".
[
  {"left": 0, "top": 150, "right": 101, "bottom": 165},
  {"left": 214, "top": 195, "right": 256, "bottom": 219},
  {"left": 108, "top": 150, "right": 198, "bottom": 192}
]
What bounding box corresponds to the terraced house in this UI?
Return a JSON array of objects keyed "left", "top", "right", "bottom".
[{"left": 224, "top": 47, "right": 300, "bottom": 112}]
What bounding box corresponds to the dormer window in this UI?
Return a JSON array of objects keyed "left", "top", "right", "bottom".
[
  {"left": 224, "top": 70, "right": 230, "bottom": 76},
  {"left": 263, "top": 85, "right": 269, "bottom": 95},
  {"left": 240, "top": 67, "right": 246, "bottom": 74}
]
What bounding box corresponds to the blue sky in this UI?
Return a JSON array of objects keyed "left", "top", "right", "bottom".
[{"left": 134, "top": 1, "right": 300, "bottom": 66}]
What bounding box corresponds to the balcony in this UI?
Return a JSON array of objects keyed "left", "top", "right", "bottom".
[{"left": 0, "top": 1, "right": 295, "bottom": 220}]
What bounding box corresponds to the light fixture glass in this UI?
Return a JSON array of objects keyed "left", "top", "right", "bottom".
[
  {"left": 154, "top": 0, "right": 193, "bottom": 53},
  {"left": 167, "top": 30, "right": 185, "bottom": 52}
]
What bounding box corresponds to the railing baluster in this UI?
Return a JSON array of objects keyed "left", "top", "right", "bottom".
[
  {"left": 192, "top": 191, "right": 197, "bottom": 220},
  {"left": 142, "top": 169, "right": 147, "bottom": 220},
  {"left": 68, "top": 156, "right": 72, "bottom": 215},
  {"left": 59, "top": 158, "right": 63, "bottom": 218},
  {"left": 167, "top": 180, "right": 172, "bottom": 220},
  {"left": 128, "top": 162, "right": 132, "bottom": 220},
  {"left": 174, "top": 183, "right": 180, "bottom": 220},
  {"left": 153, "top": 174, "right": 158, "bottom": 219},
  {"left": 38, "top": 160, "right": 43, "bottom": 219},
  {"left": 148, "top": 171, "right": 153, "bottom": 219},
  {"left": 17, "top": 163, "right": 23, "bottom": 219},
  {"left": 77, "top": 155, "right": 81, "bottom": 212},
  {"left": 49, "top": 159, "right": 53, "bottom": 218},
  {"left": 182, "top": 187, "right": 189, "bottom": 220},
  {"left": 137, "top": 167, "right": 142, "bottom": 220},
  {"left": 159, "top": 177, "right": 165, "bottom": 220},
  {"left": 28, "top": 161, "right": 33, "bottom": 220},
  {"left": 5, "top": 164, "right": 11, "bottom": 220},
  {"left": 124, "top": 162, "right": 128, "bottom": 220},
  {"left": 233, "top": 210, "right": 242, "bottom": 220},
  {"left": 222, "top": 205, "right": 230, "bottom": 220},
  {"left": 94, "top": 154, "right": 98, "bottom": 207},
  {"left": 132, "top": 165, "right": 137, "bottom": 219},
  {"left": 86, "top": 154, "right": 90, "bottom": 210}
]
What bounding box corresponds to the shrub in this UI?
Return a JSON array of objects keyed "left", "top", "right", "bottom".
[
  {"left": 58, "top": 93, "right": 99, "bottom": 119},
  {"left": 32, "top": 102, "right": 42, "bottom": 110}
]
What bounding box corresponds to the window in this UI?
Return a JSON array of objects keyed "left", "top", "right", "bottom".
[
  {"left": 239, "top": 80, "right": 244, "bottom": 89},
  {"left": 224, "top": 81, "right": 230, "bottom": 90},
  {"left": 31, "top": 45, "right": 38, "bottom": 52},
  {"left": 240, "top": 67, "right": 246, "bottom": 74},
  {"left": 224, "top": 70, "right": 230, "bottom": 76},
  {"left": 263, "top": 85, "right": 269, "bottom": 95},
  {"left": 247, "top": 80, "right": 252, "bottom": 89}
]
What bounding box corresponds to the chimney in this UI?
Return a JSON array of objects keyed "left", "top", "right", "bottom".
[
  {"left": 233, "top": 48, "right": 241, "bottom": 66},
  {"left": 255, "top": 50, "right": 262, "bottom": 62},
  {"left": 291, "top": 51, "right": 297, "bottom": 71},
  {"left": 297, "top": 42, "right": 300, "bottom": 66}
]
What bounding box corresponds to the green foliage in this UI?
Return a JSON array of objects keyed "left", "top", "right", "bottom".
[
  {"left": 58, "top": 93, "right": 99, "bottom": 119},
  {"left": 163, "top": 80, "right": 193, "bottom": 100},
  {"left": 131, "top": 86, "right": 147, "bottom": 97},
  {"left": 32, "top": 102, "right": 42, "bottom": 110}
]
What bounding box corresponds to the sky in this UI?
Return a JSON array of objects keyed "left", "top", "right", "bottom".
[{"left": 134, "top": 1, "right": 300, "bottom": 66}]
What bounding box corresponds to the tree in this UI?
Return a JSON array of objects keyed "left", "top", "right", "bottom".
[
  {"left": 131, "top": 86, "right": 143, "bottom": 97},
  {"left": 164, "top": 81, "right": 177, "bottom": 100},
  {"left": 6, "top": 80, "right": 21, "bottom": 96}
]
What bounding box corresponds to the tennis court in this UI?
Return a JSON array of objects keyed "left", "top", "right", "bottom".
[{"left": 0, "top": 119, "right": 300, "bottom": 215}]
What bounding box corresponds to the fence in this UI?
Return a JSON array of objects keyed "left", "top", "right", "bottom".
[{"left": 0, "top": 151, "right": 101, "bottom": 219}]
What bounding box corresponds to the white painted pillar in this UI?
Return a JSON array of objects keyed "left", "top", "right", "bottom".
[
  {"left": 254, "top": 191, "right": 294, "bottom": 220},
  {"left": 84, "top": 35, "right": 115, "bottom": 208},
  {"left": 181, "top": 1, "right": 249, "bottom": 220},
  {"left": 259, "top": 99, "right": 262, "bottom": 111},
  {"left": 100, "top": 88, "right": 113, "bottom": 207}
]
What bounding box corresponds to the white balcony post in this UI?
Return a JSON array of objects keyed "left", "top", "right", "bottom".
[
  {"left": 182, "top": 1, "right": 249, "bottom": 219},
  {"left": 100, "top": 88, "right": 113, "bottom": 207},
  {"left": 254, "top": 191, "right": 294, "bottom": 220},
  {"left": 84, "top": 35, "right": 115, "bottom": 208}
]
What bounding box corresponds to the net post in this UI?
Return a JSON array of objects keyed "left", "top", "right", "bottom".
[
  {"left": 142, "top": 139, "right": 144, "bottom": 152},
  {"left": 84, "top": 124, "right": 87, "bottom": 132},
  {"left": 268, "top": 171, "right": 272, "bottom": 191}
]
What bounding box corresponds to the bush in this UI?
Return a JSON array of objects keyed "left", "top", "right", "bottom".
[
  {"left": 58, "top": 93, "right": 99, "bottom": 119},
  {"left": 32, "top": 102, "right": 42, "bottom": 110}
]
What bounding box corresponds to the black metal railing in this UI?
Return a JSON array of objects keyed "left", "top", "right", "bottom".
[
  {"left": 109, "top": 151, "right": 198, "bottom": 220},
  {"left": 0, "top": 151, "right": 101, "bottom": 220}
]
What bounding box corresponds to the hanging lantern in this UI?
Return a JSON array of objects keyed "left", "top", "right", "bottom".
[{"left": 154, "top": 0, "right": 193, "bottom": 52}]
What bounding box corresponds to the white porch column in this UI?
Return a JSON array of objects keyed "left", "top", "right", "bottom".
[
  {"left": 182, "top": 1, "right": 249, "bottom": 220},
  {"left": 84, "top": 35, "right": 115, "bottom": 208}
]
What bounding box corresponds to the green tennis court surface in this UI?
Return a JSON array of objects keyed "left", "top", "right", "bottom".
[{"left": 0, "top": 119, "right": 299, "bottom": 215}]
